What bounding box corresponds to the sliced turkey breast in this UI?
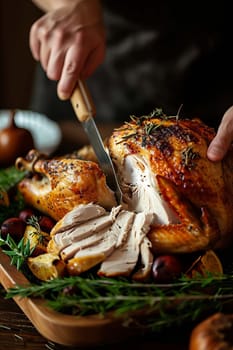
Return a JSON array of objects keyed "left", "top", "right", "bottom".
[
  {"left": 98, "top": 212, "right": 154, "bottom": 277},
  {"left": 50, "top": 203, "right": 107, "bottom": 236},
  {"left": 132, "top": 236, "right": 153, "bottom": 281},
  {"left": 66, "top": 210, "right": 135, "bottom": 275},
  {"left": 54, "top": 214, "right": 113, "bottom": 251},
  {"left": 48, "top": 205, "right": 122, "bottom": 254},
  {"left": 61, "top": 227, "right": 111, "bottom": 261}
]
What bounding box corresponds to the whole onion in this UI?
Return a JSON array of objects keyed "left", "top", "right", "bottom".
[{"left": 0, "top": 110, "right": 34, "bottom": 167}]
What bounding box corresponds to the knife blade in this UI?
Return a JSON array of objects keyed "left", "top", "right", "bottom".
[{"left": 70, "top": 79, "right": 122, "bottom": 204}]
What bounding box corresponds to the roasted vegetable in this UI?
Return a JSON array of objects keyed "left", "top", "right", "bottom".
[{"left": 27, "top": 253, "right": 66, "bottom": 281}]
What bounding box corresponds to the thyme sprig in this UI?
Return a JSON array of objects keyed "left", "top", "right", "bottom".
[
  {"left": 27, "top": 215, "right": 41, "bottom": 231},
  {"left": 181, "top": 146, "right": 200, "bottom": 169},
  {"left": 151, "top": 107, "right": 167, "bottom": 119},
  {"left": 144, "top": 122, "right": 162, "bottom": 135},
  {"left": 117, "top": 108, "right": 180, "bottom": 145}
]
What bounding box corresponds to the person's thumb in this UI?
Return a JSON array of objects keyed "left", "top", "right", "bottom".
[
  {"left": 207, "top": 106, "right": 233, "bottom": 161},
  {"left": 207, "top": 136, "right": 230, "bottom": 161}
]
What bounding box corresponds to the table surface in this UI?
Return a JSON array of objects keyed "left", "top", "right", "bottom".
[{"left": 0, "top": 120, "right": 191, "bottom": 350}]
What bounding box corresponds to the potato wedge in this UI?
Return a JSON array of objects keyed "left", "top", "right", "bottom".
[{"left": 27, "top": 253, "right": 66, "bottom": 281}]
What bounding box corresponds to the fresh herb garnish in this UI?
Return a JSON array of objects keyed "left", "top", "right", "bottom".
[
  {"left": 151, "top": 107, "right": 167, "bottom": 119},
  {"left": 117, "top": 108, "right": 180, "bottom": 145},
  {"left": 0, "top": 234, "right": 34, "bottom": 270},
  {"left": 144, "top": 122, "right": 161, "bottom": 135},
  {"left": 5, "top": 273, "right": 233, "bottom": 331},
  {"left": 181, "top": 146, "right": 200, "bottom": 169}
]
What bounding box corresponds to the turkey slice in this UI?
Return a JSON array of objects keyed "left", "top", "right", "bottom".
[
  {"left": 66, "top": 210, "right": 135, "bottom": 274},
  {"left": 98, "top": 212, "right": 154, "bottom": 277},
  {"left": 48, "top": 204, "right": 122, "bottom": 254},
  {"left": 50, "top": 203, "right": 108, "bottom": 236},
  {"left": 60, "top": 206, "right": 124, "bottom": 260},
  {"left": 132, "top": 236, "right": 153, "bottom": 281}
]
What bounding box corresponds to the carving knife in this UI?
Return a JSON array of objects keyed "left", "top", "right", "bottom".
[{"left": 70, "top": 79, "right": 122, "bottom": 204}]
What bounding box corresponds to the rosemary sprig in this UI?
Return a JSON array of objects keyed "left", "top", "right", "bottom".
[
  {"left": 0, "top": 234, "right": 34, "bottom": 270},
  {"left": 6, "top": 273, "right": 233, "bottom": 298},
  {"left": 5, "top": 273, "right": 233, "bottom": 325}
]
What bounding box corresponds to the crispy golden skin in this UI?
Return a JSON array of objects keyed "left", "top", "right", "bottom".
[
  {"left": 15, "top": 149, "right": 116, "bottom": 221},
  {"left": 108, "top": 114, "right": 233, "bottom": 252}
]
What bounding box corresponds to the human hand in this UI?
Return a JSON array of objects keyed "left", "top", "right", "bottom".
[
  {"left": 29, "top": 0, "right": 106, "bottom": 100},
  {"left": 207, "top": 106, "right": 233, "bottom": 161}
]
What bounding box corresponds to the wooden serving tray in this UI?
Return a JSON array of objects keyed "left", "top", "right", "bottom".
[
  {"left": 0, "top": 249, "right": 139, "bottom": 347},
  {"left": 1, "top": 247, "right": 233, "bottom": 347}
]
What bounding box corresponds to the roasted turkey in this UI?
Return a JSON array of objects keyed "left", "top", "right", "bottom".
[
  {"left": 108, "top": 110, "right": 233, "bottom": 252},
  {"left": 15, "top": 149, "right": 116, "bottom": 221},
  {"left": 15, "top": 111, "right": 233, "bottom": 263}
]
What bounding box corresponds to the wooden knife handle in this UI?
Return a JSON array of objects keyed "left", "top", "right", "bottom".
[{"left": 70, "top": 79, "right": 96, "bottom": 122}]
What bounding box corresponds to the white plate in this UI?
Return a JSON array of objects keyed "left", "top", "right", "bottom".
[{"left": 0, "top": 110, "right": 62, "bottom": 155}]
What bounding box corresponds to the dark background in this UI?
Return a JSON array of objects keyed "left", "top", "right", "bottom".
[{"left": 0, "top": 0, "right": 41, "bottom": 110}]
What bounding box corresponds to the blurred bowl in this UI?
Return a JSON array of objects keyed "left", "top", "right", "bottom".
[{"left": 0, "top": 110, "right": 62, "bottom": 155}]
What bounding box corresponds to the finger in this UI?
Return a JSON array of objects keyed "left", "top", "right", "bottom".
[
  {"left": 46, "top": 52, "right": 65, "bottom": 81},
  {"left": 31, "top": 16, "right": 56, "bottom": 72},
  {"left": 57, "top": 45, "right": 85, "bottom": 100},
  {"left": 37, "top": 24, "right": 55, "bottom": 72},
  {"left": 207, "top": 135, "right": 231, "bottom": 162},
  {"left": 46, "top": 32, "right": 66, "bottom": 81},
  {"left": 39, "top": 43, "right": 51, "bottom": 72},
  {"left": 81, "top": 43, "right": 105, "bottom": 78},
  {"left": 207, "top": 106, "right": 233, "bottom": 161},
  {"left": 29, "top": 22, "right": 41, "bottom": 61}
]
